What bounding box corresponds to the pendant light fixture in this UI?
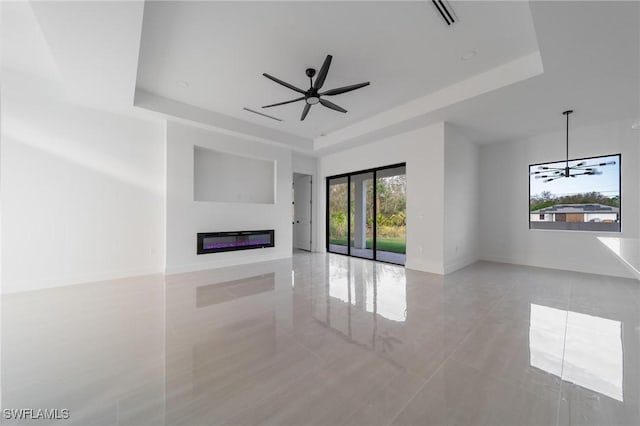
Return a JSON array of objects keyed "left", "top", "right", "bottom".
[{"left": 530, "top": 110, "right": 616, "bottom": 182}]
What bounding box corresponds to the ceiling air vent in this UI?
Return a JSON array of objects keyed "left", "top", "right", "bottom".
[
  {"left": 243, "top": 107, "right": 283, "bottom": 122},
  {"left": 432, "top": 0, "right": 457, "bottom": 26}
]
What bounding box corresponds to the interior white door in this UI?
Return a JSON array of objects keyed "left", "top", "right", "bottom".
[{"left": 293, "top": 174, "right": 312, "bottom": 251}]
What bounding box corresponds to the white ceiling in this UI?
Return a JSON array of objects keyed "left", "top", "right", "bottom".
[
  {"left": 313, "top": 0, "right": 640, "bottom": 152},
  {"left": 436, "top": 1, "right": 640, "bottom": 145},
  {"left": 1, "top": 2, "right": 61, "bottom": 85},
  {"left": 4, "top": 1, "right": 639, "bottom": 154},
  {"left": 136, "top": 1, "right": 539, "bottom": 140}
]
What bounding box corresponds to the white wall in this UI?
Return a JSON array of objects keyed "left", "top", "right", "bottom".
[
  {"left": 317, "top": 123, "right": 445, "bottom": 273},
  {"left": 2, "top": 73, "right": 166, "bottom": 294},
  {"left": 292, "top": 152, "right": 317, "bottom": 176},
  {"left": 193, "top": 145, "right": 275, "bottom": 204},
  {"left": 479, "top": 119, "right": 639, "bottom": 278},
  {"left": 444, "top": 124, "right": 479, "bottom": 273},
  {"left": 166, "top": 122, "right": 293, "bottom": 274}
]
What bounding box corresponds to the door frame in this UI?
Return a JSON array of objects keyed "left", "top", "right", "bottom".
[
  {"left": 293, "top": 173, "right": 313, "bottom": 251},
  {"left": 326, "top": 162, "right": 406, "bottom": 265}
]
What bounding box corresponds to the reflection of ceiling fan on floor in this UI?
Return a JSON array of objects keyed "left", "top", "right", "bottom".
[{"left": 261, "top": 54, "right": 370, "bottom": 121}]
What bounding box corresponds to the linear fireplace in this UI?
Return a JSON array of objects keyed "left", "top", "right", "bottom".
[{"left": 197, "top": 230, "right": 275, "bottom": 254}]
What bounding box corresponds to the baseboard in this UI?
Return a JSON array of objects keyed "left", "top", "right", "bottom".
[
  {"left": 479, "top": 254, "right": 634, "bottom": 279},
  {"left": 165, "top": 252, "right": 292, "bottom": 275},
  {"left": 404, "top": 259, "right": 444, "bottom": 275},
  {"left": 444, "top": 256, "right": 479, "bottom": 274},
  {"left": 2, "top": 265, "right": 165, "bottom": 295}
]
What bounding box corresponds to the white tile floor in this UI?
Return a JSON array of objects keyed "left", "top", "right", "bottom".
[{"left": 2, "top": 253, "right": 639, "bottom": 425}]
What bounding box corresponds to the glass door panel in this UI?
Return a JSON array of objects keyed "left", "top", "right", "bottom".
[
  {"left": 375, "top": 166, "right": 406, "bottom": 265},
  {"left": 328, "top": 176, "right": 348, "bottom": 254},
  {"left": 349, "top": 172, "right": 374, "bottom": 259}
]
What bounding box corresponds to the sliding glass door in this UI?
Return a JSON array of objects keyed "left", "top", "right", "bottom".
[
  {"left": 327, "top": 163, "right": 406, "bottom": 265},
  {"left": 327, "top": 176, "right": 348, "bottom": 254},
  {"left": 375, "top": 165, "right": 406, "bottom": 264},
  {"left": 350, "top": 172, "right": 374, "bottom": 259}
]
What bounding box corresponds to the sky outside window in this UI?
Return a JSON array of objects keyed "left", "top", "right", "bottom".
[{"left": 530, "top": 154, "right": 620, "bottom": 198}]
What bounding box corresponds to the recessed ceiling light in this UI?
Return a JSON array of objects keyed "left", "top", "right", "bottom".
[
  {"left": 461, "top": 50, "right": 477, "bottom": 61},
  {"left": 177, "top": 81, "right": 189, "bottom": 88},
  {"left": 632, "top": 120, "right": 640, "bottom": 130}
]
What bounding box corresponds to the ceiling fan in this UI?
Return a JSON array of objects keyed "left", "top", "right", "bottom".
[{"left": 261, "top": 54, "right": 370, "bottom": 121}]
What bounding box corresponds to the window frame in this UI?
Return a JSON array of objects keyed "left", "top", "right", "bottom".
[
  {"left": 326, "top": 162, "right": 407, "bottom": 265},
  {"left": 528, "top": 153, "right": 622, "bottom": 233}
]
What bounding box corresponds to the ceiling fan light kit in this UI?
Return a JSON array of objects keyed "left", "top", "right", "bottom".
[
  {"left": 260, "top": 54, "right": 370, "bottom": 121},
  {"left": 530, "top": 110, "right": 616, "bottom": 182}
]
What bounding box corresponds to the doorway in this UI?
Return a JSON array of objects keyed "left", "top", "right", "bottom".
[
  {"left": 293, "top": 173, "right": 313, "bottom": 251},
  {"left": 326, "top": 163, "right": 406, "bottom": 265}
]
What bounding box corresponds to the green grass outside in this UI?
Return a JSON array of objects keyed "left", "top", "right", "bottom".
[{"left": 329, "top": 238, "right": 406, "bottom": 254}]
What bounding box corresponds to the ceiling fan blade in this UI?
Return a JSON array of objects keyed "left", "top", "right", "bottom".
[
  {"left": 319, "top": 98, "right": 347, "bottom": 113},
  {"left": 300, "top": 103, "right": 311, "bottom": 121},
  {"left": 313, "top": 55, "right": 333, "bottom": 90},
  {"left": 262, "top": 97, "right": 305, "bottom": 108},
  {"left": 263, "top": 73, "right": 306, "bottom": 95},
  {"left": 321, "top": 82, "right": 370, "bottom": 96}
]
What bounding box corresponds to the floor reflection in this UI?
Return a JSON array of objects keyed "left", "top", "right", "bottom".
[
  {"left": 311, "top": 256, "right": 409, "bottom": 366},
  {"left": 366, "top": 265, "right": 407, "bottom": 322},
  {"left": 196, "top": 273, "right": 275, "bottom": 307},
  {"left": 328, "top": 256, "right": 355, "bottom": 305},
  {"left": 324, "top": 255, "right": 407, "bottom": 322},
  {"left": 2, "top": 255, "right": 637, "bottom": 425},
  {"left": 530, "top": 303, "right": 624, "bottom": 401}
]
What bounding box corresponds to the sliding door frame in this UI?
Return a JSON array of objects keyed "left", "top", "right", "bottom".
[{"left": 326, "top": 162, "right": 406, "bottom": 265}]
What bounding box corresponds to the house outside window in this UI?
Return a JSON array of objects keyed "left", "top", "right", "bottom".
[{"left": 529, "top": 154, "right": 620, "bottom": 232}]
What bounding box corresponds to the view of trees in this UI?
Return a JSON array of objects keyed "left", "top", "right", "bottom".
[
  {"left": 374, "top": 175, "right": 406, "bottom": 239},
  {"left": 328, "top": 182, "right": 348, "bottom": 240},
  {"left": 329, "top": 174, "right": 406, "bottom": 253},
  {"left": 530, "top": 191, "right": 620, "bottom": 212}
]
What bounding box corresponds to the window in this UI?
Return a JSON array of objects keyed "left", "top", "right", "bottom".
[
  {"left": 529, "top": 154, "right": 620, "bottom": 232},
  {"left": 327, "top": 163, "right": 406, "bottom": 265}
]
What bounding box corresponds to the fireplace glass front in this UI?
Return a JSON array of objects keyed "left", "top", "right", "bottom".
[{"left": 197, "top": 230, "right": 275, "bottom": 254}]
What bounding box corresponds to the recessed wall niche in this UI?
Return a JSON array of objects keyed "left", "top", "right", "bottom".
[{"left": 193, "top": 145, "right": 275, "bottom": 204}]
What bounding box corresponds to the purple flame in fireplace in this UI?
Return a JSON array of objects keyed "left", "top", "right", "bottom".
[
  {"left": 198, "top": 230, "right": 274, "bottom": 255},
  {"left": 203, "top": 240, "right": 271, "bottom": 250}
]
